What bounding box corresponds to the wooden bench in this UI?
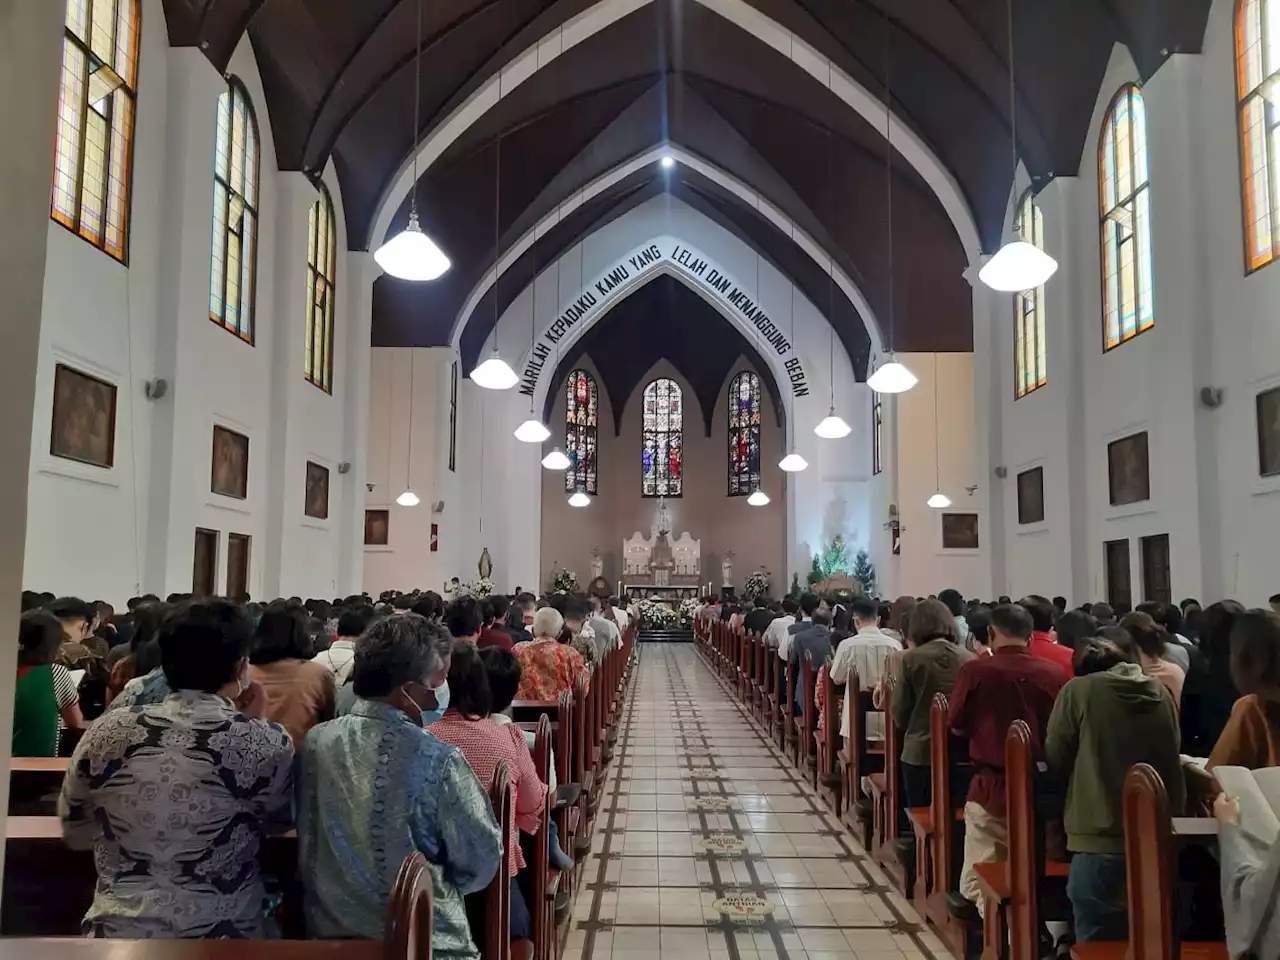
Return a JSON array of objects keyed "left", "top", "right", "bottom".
[
  {"left": 9, "top": 757, "right": 70, "bottom": 815},
  {"left": 838, "top": 668, "right": 884, "bottom": 851},
  {"left": 816, "top": 661, "right": 844, "bottom": 818},
  {"left": 867, "top": 674, "right": 912, "bottom": 894}
]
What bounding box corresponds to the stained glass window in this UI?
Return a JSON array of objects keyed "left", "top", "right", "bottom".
[
  {"left": 727, "top": 372, "right": 761, "bottom": 496},
  {"left": 305, "top": 183, "right": 337, "bottom": 391},
  {"left": 1236, "top": 0, "right": 1280, "bottom": 271},
  {"left": 565, "top": 369, "right": 599, "bottom": 495},
  {"left": 872, "top": 395, "right": 883, "bottom": 475},
  {"left": 209, "top": 77, "right": 259, "bottom": 343},
  {"left": 51, "top": 0, "right": 140, "bottom": 263},
  {"left": 1099, "top": 85, "right": 1155, "bottom": 350},
  {"left": 642, "top": 378, "right": 683, "bottom": 498},
  {"left": 1014, "top": 191, "right": 1048, "bottom": 397}
]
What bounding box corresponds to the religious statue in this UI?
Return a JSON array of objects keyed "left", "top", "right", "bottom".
[
  {"left": 478, "top": 547, "right": 493, "bottom": 579},
  {"left": 590, "top": 547, "right": 603, "bottom": 580},
  {"left": 721, "top": 552, "right": 734, "bottom": 588}
]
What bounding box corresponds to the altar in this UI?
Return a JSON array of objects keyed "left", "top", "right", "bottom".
[{"left": 620, "top": 499, "right": 703, "bottom": 600}]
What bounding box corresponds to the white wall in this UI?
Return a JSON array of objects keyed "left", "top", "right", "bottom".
[
  {"left": 979, "top": 0, "right": 1280, "bottom": 608},
  {"left": 24, "top": 1, "right": 368, "bottom": 605}
]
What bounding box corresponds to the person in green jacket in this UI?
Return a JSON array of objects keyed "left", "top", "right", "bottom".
[
  {"left": 1045, "top": 634, "right": 1184, "bottom": 943},
  {"left": 13, "top": 610, "right": 68, "bottom": 757}
]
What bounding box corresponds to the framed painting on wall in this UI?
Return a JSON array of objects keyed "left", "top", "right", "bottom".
[
  {"left": 1257, "top": 386, "right": 1280, "bottom": 477},
  {"left": 941, "top": 513, "right": 979, "bottom": 549},
  {"left": 50, "top": 363, "right": 117, "bottom": 468},
  {"left": 305, "top": 461, "right": 329, "bottom": 519},
  {"left": 1107, "top": 431, "right": 1150, "bottom": 506},
  {"left": 1016, "top": 467, "right": 1044, "bottom": 524},
  {"left": 211, "top": 425, "right": 249, "bottom": 499},
  {"left": 365, "top": 509, "right": 389, "bottom": 546}
]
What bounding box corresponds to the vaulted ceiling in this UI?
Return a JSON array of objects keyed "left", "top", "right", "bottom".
[{"left": 162, "top": 0, "right": 1212, "bottom": 362}]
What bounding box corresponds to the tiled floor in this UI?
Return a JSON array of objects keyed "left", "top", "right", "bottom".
[{"left": 566, "top": 644, "right": 947, "bottom": 960}]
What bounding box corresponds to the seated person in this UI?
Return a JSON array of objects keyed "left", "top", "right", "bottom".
[
  {"left": 562, "top": 596, "right": 600, "bottom": 671},
  {"left": 1213, "top": 790, "right": 1280, "bottom": 958},
  {"left": 514, "top": 607, "right": 589, "bottom": 700},
  {"left": 13, "top": 609, "right": 71, "bottom": 757},
  {"left": 313, "top": 603, "right": 376, "bottom": 686},
  {"left": 1209, "top": 608, "right": 1280, "bottom": 770},
  {"left": 1046, "top": 637, "right": 1185, "bottom": 943},
  {"left": 446, "top": 597, "right": 483, "bottom": 645},
  {"left": 1117, "top": 611, "right": 1186, "bottom": 707},
  {"left": 830, "top": 596, "right": 901, "bottom": 741},
  {"left": 431, "top": 644, "right": 549, "bottom": 940},
  {"left": 59, "top": 600, "right": 294, "bottom": 938},
  {"left": 949, "top": 604, "right": 1068, "bottom": 917},
  {"left": 789, "top": 607, "right": 834, "bottom": 716},
  {"left": 298, "top": 614, "right": 501, "bottom": 958},
  {"left": 765, "top": 597, "right": 799, "bottom": 655},
  {"left": 250, "top": 603, "right": 336, "bottom": 745}
]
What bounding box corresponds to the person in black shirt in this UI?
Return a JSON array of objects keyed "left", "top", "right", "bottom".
[{"left": 743, "top": 597, "right": 775, "bottom": 636}]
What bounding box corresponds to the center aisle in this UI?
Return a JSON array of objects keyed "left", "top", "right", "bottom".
[{"left": 567, "top": 644, "right": 947, "bottom": 960}]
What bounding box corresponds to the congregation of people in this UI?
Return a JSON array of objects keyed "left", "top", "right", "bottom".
[
  {"left": 10, "top": 586, "right": 631, "bottom": 956},
  {"left": 699, "top": 587, "right": 1280, "bottom": 956}
]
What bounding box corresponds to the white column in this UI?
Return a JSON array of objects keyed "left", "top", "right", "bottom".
[
  {"left": 337, "top": 254, "right": 377, "bottom": 594},
  {"left": 0, "top": 0, "right": 67, "bottom": 878}
]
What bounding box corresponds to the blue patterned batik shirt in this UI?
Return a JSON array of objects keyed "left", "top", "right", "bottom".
[
  {"left": 58, "top": 691, "right": 295, "bottom": 938},
  {"left": 297, "top": 699, "right": 502, "bottom": 959},
  {"left": 109, "top": 667, "right": 173, "bottom": 710}
]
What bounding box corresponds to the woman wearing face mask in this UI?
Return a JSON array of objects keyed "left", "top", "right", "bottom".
[
  {"left": 297, "top": 613, "right": 502, "bottom": 958},
  {"left": 59, "top": 599, "right": 295, "bottom": 938}
]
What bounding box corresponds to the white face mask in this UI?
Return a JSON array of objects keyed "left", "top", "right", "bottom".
[{"left": 429, "top": 678, "right": 450, "bottom": 715}]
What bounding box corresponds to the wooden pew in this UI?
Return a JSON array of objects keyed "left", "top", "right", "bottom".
[
  {"left": 839, "top": 667, "right": 884, "bottom": 851},
  {"left": 799, "top": 651, "right": 818, "bottom": 784},
  {"left": 770, "top": 653, "right": 787, "bottom": 748},
  {"left": 528, "top": 715, "right": 562, "bottom": 960},
  {"left": 816, "top": 660, "right": 844, "bottom": 817},
  {"left": 754, "top": 631, "right": 768, "bottom": 724},
  {"left": 9, "top": 756, "right": 69, "bottom": 815},
  {"left": 1070, "top": 764, "right": 1227, "bottom": 960},
  {"left": 867, "top": 674, "right": 912, "bottom": 894}
]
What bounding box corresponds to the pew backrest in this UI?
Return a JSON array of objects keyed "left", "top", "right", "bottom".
[
  {"left": 882, "top": 674, "right": 901, "bottom": 841},
  {"left": 471, "top": 761, "right": 513, "bottom": 960},
  {"left": 1123, "top": 762, "right": 1175, "bottom": 960},
  {"left": 1005, "top": 720, "right": 1037, "bottom": 960},
  {"left": 928, "top": 693, "right": 953, "bottom": 884},
  {"left": 385, "top": 851, "right": 434, "bottom": 960}
]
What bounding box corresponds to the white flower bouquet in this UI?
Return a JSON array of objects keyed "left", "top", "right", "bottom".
[
  {"left": 636, "top": 598, "right": 679, "bottom": 627},
  {"left": 552, "top": 569, "right": 579, "bottom": 593}
]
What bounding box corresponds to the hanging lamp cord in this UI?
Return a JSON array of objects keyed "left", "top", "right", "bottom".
[
  {"left": 409, "top": 0, "right": 423, "bottom": 218},
  {"left": 883, "top": 11, "right": 896, "bottom": 358}
]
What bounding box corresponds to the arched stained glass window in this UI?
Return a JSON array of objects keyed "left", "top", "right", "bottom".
[
  {"left": 727, "top": 371, "right": 761, "bottom": 496},
  {"left": 209, "top": 77, "right": 260, "bottom": 343},
  {"left": 1099, "top": 85, "right": 1155, "bottom": 350},
  {"left": 305, "top": 184, "right": 337, "bottom": 392},
  {"left": 1236, "top": 0, "right": 1280, "bottom": 271},
  {"left": 641, "top": 378, "right": 682, "bottom": 498},
  {"left": 565, "top": 369, "right": 598, "bottom": 495},
  {"left": 1014, "top": 191, "right": 1048, "bottom": 397},
  {"left": 51, "top": 0, "right": 141, "bottom": 262}
]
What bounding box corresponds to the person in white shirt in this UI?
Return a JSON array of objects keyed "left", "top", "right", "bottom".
[
  {"left": 766, "top": 597, "right": 800, "bottom": 659},
  {"left": 829, "top": 596, "right": 902, "bottom": 740},
  {"left": 609, "top": 596, "right": 630, "bottom": 634},
  {"left": 590, "top": 595, "right": 622, "bottom": 654},
  {"left": 312, "top": 605, "right": 376, "bottom": 687}
]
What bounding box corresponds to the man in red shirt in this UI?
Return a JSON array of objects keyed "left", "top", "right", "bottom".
[
  {"left": 949, "top": 603, "right": 1068, "bottom": 916},
  {"left": 1021, "top": 594, "right": 1074, "bottom": 677},
  {"left": 474, "top": 599, "right": 515, "bottom": 653}
]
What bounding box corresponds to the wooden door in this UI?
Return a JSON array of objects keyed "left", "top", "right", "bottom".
[
  {"left": 227, "top": 533, "right": 251, "bottom": 602},
  {"left": 1104, "top": 539, "right": 1132, "bottom": 614},
  {"left": 193, "top": 528, "right": 219, "bottom": 596},
  {"left": 1140, "top": 534, "right": 1171, "bottom": 605}
]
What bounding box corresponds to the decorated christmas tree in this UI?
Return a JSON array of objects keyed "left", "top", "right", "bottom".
[
  {"left": 851, "top": 548, "right": 876, "bottom": 596},
  {"left": 818, "top": 534, "right": 851, "bottom": 579}
]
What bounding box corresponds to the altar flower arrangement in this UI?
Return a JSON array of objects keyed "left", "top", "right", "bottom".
[
  {"left": 743, "top": 570, "right": 770, "bottom": 601},
  {"left": 636, "top": 598, "right": 679, "bottom": 627},
  {"left": 679, "top": 597, "right": 701, "bottom": 625},
  {"left": 460, "top": 577, "right": 495, "bottom": 599},
  {"left": 552, "top": 569, "right": 579, "bottom": 593}
]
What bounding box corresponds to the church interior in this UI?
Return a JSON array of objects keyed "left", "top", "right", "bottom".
[{"left": 2, "top": 0, "right": 1278, "bottom": 957}]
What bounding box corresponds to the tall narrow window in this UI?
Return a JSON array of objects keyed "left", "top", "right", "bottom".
[
  {"left": 872, "top": 395, "right": 883, "bottom": 475},
  {"left": 305, "top": 184, "right": 338, "bottom": 391},
  {"left": 1014, "top": 192, "right": 1048, "bottom": 396},
  {"left": 51, "top": 0, "right": 141, "bottom": 262},
  {"left": 1099, "top": 85, "right": 1155, "bottom": 350},
  {"left": 209, "top": 77, "right": 260, "bottom": 343},
  {"left": 565, "top": 369, "right": 599, "bottom": 495},
  {"left": 1236, "top": 0, "right": 1280, "bottom": 271},
  {"left": 641, "top": 378, "right": 683, "bottom": 498},
  {"left": 727, "top": 371, "right": 761, "bottom": 496}
]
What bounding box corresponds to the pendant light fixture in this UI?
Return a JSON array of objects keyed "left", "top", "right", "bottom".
[
  {"left": 867, "top": 22, "right": 917, "bottom": 395},
  {"left": 396, "top": 352, "right": 421, "bottom": 507},
  {"left": 926, "top": 353, "right": 950, "bottom": 509},
  {"left": 567, "top": 490, "right": 591, "bottom": 508},
  {"left": 777, "top": 273, "right": 808, "bottom": 470},
  {"left": 471, "top": 125, "right": 518, "bottom": 390},
  {"left": 747, "top": 490, "right": 771, "bottom": 507},
  {"left": 814, "top": 132, "right": 851, "bottom": 441},
  {"left": 373, "top": 0, "right": 450, "bottom": 281},
  {"left": 514, "top": 248, "right": 550, "bottom": 442},
  {"left": 977, "top": 0, "right": 1058, "bottom": 293}
]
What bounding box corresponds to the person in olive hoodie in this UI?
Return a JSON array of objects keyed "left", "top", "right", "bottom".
[{"left": 1045, "top": 637, "right": 1184, "bottom": 943}]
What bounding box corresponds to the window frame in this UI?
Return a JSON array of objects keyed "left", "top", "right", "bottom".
[
  {"left": 565, "top": 368, "right": 600, "bottom": 496},
  {"left": 208, "top": 75, "right": 260, "bottom": 344},
  {"left": 641, "top": 377, "right": 684, "bottom": 499},
  {"left": 305, "top": 182, "right": 338, "bottom": 392},
  {"left": 726, "top": 371, "right": 762, "bottom": 497},
  {"left": 1235, "top": 0, "right": 1280, "bottom": 273},
  {"left": 50, "top": 0, "right": 141, "bottom": 263},
  {"left": 1013, "top": 191, "right": 1048, "bottom": 398},
  {"left": 1098, "top": 84, "right": 1156, "bottom": 352}
]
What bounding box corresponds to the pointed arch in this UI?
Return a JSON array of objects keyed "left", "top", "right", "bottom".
[
  {"left": 565, "top": 369, "right": 599, "bottom": 495},
  {"left": 1099, "top": 84, "right": 1154, "bottom": 350},
  {"left": 1014, "top": 190, "right": 1047, "bottom": 398},
  {"left": 1235, "top": 0, "right": 1280, "bottom": 271},
  {"left": 209, "top": 75, "right": 261, "bottom": 343},
  {"left": 727, "top": 371, "right": 761, "bottom": 496},
  {"left": 641, "top": 378, "right": 683, "bottom": 498}
]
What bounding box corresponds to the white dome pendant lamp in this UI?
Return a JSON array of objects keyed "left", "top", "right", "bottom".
[
  {"left": 978, "top": 0, "right": 1058, "bottom": 294},
  {"left": 397, "top": 352, "right": 421, "bottom": 507},
  {"left": 926, "top": 354, "right": 950, "bottom": 509},
  {"left": 747, "top": 489, "right": 771, "bottom": 507},
  {"left": 813, "top": 260, "right": 851, "bottom": 439},
  {"left": 513, "top": 258, "right": 550, "bottom": 442},
  {"left": 373, "top": 0, "right": 450, "bottom": 282},
  {"left": 567, "top": 490, "right": 591, "bottom": 508},
  {"left": 542, "top": 447, "right": 571, "bottom": 471},
  {"left": 776, "top": 280, "right": 808, "bottom": 470},
  {"left": 470, "top": 126, "right": 517, "bottom": 390}
]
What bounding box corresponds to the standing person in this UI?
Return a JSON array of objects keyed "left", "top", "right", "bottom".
[
  {"left": 1054, "top": 610, "right": 1098, "bottom": 655},
  {"left": 13, "top": 610, "right": 69, "bottom": 757},
  {"left": 765, "top": 598, "right": 798, "bottom": 656},
  {"left": 476, "top": 599, "right": 515, "bottom": 653},
  {"left": 1020, "top": 595, "right": 1074, "bottom": 677},
  {"left": 1182, "top": 600, "right": 1244, "bottom": 756},
  {"left": 885, "top": 596, "right": 916, "bottom": 644},
  {"left": 829, "top": 596, "right": 901, "bottom": 740},
  {"left": 490, "top": 596, "right": 528, "bottom": 645},
  {"left": 607, "top": 596, "right": 630, "bottom": 635},
  {"left": 1045, "top": 637, "right": 1184, "bottom": 943},
  {"left": 1117, "top": 611, "right": 1186, "bottom": 707},
  {"left": 445, "top": 597, "right": 483, "bottom": 645},
  {"left": 313, "top": 604, "right": 376, "bottom": 687},
  {"left": 250, "top": 604, "right": 337, "bottom": 746},
  {"left": 949, "top": 604, "right": 1068, "bottom": 916},
  {"left": 561, "top": 597, "right": 600, "bottom": 671},
  {"left": 1208, "top": 609, "right": 1280, "bottom": 770},
  {"left": 589, "top": 595, "right": 621, "bottom": 659},
  {"left": 892, "top": 599, "right": 974, "bottom": 817},
  {"left": 298, "top": 614, "right": 499, "bottom": 956},
  {"left": 514, "top": 607, "right": 589, "bottom": 700},
  {"left": 59, "top": 600, "right": 294, "bottom": 938},
  {"left": 744, "top": 596, "right": 776, "bottom": 636},
  {"left": 937, "top": 589, "right": 968, "bottom": 645},
  {"left": 783, "top": 593, "right": 822, "bottom": 665},
  {"left": 788, "top": 608, "right": 834, "bottom": 716}
]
